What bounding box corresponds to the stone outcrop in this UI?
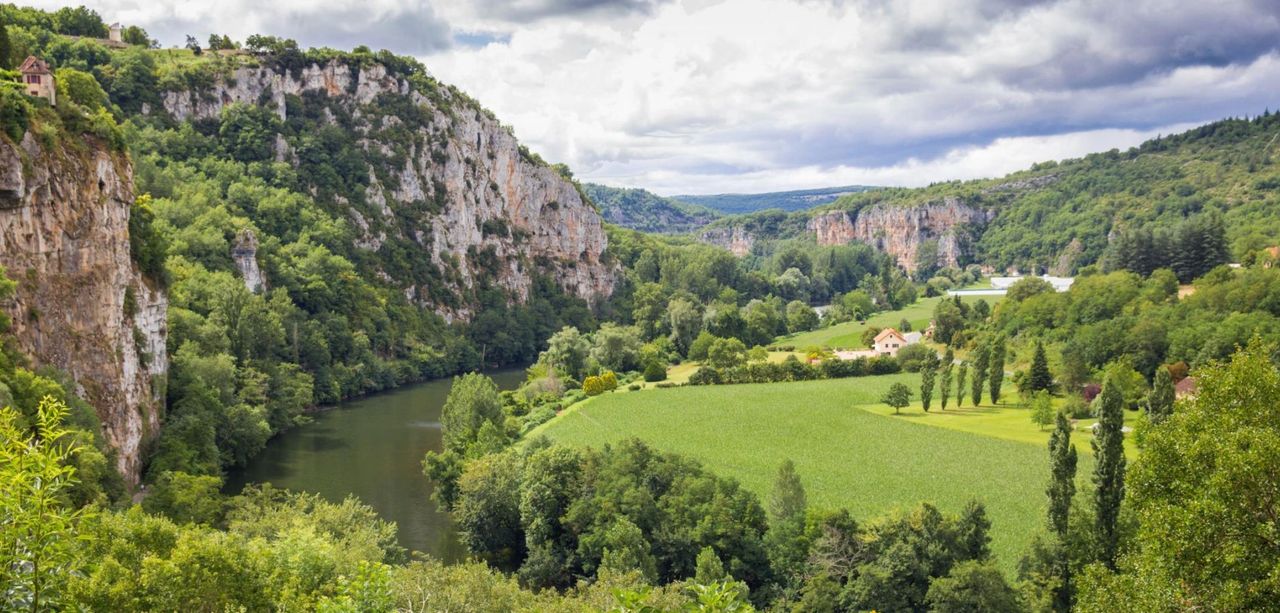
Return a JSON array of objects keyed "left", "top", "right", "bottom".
[
  {"left": 807, "top": 197, "right": 989, "bottom": 271},
  {"left": 161, "top": 62, "right": 616, "bottom": 318},
  {"left": 0, "top": 133, "right": 166, "bottom": 485},
  {"left": 698, "top": 225, "right": 756, "bottom": 256},
  {"left": 231, "top": 228, "right": 265, "bottom": 293}
]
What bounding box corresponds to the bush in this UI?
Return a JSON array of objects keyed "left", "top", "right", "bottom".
[
  {"left": 600, "top": 371, "right": 618, "bottom": 391},
  {"left": 642, "top": 361, "right": 667, "bottom": 382},
  {"left": 1061, "top": 395, "right": 1092, "bottom": 419},
  {"left": 0, "top": 87, "right": 32, "bottom": 141},
  {"left": 896, "top": 343, "right": 935, "bottom": 372},
  {"left": 627, "top": 383, "right": 641, "bottom": 391},
  {"left": 688, "top": 366, "right": 723, "bottom": 386},
  {"left": 583, "top": 376, "right": 605, "bottom": 396},
  {"left": 654, "top": 382, "right": 677, "bottom": 389}
]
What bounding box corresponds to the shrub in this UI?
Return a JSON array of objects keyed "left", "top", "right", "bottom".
[
  {"left": 600, "top": 371, "right": 618, "bottom": 391},
  {"left": 582, "top": 376, "right": 605, "bottom": 396},
  {"left": 642, "top": 361, "right": 667, "bottom": 382},
  {"left": 0, "top": 87, "right": 31, "bottom": 141},
  {"left": 627, "top": 383, "right": 641, "bottom": 391},
  {"left": 1061, "top": 395, "right": 1092, "bottom": 419},
  {"left": 654, "top": 382, "right": 677, "bottom": 389},
  {"left": 688, "top": 366, "right": 723, "bottom": 386}
]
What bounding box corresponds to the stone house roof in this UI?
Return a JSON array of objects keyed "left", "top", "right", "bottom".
[{"left": 19, "top": 56, "right": 52, "bottom": 75}]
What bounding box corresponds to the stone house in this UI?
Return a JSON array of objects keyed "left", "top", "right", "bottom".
[
  {"left": 1174, "top": 376, "right": 1198, "bottom": 400},
  {"left": 19, "top": 56, "right": 56, "bottom": 106},
  {"left": 109, "top": 23, "right": 123, "bottom": 43},
  {"left": 874, "top": 328, "right": 908, "bottom": 356}
]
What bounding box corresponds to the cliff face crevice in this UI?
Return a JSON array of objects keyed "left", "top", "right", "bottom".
[
  {"left": 161, "top": 62, "right": 616, "bottom": 319},
  {"left": 0, "top": 133, "right": 167, "bottom": 485},
  {"left": 807, "top": 197, "right": 990, "bottom": 271}
]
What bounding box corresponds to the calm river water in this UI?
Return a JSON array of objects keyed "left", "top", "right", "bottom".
[{"left": 225, "top": 368, "right": 526, "bottom": 560}]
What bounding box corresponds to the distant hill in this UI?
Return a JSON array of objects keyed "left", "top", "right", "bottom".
[
  {"left": 584, "top": 184, "right": 720, "bottom": 234},
  {"left": 673, "top": 185, "right": 879, "bottom": 215}
]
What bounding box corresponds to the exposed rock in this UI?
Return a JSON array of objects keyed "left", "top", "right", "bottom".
[
  {"left": 982, "top": 173, "right": 1059, "bottom": 193},
  {"left": 160, "top": 61, "right": 616, "bottom": 320},
  {"left": 698, "top": 226, "right": 755, "bottom": 256},
  {"left": 807, "top": 197, "right": 990, "bottom": 271},
  {"left": 0, "top": 133, "right": 166, "bottom": 486},
  {"left": 231, "top": 228, "right": 265, "bottom": 293},
  {"left": 1051, "top": 237, "right": 1084, "bottom": 276}
]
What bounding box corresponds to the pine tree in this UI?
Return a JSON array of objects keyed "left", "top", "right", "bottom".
[
  {"left": 988, "top": 337, "right": 1006, "bottom": 404},
  {"left": 1147, "top": 366, "right": 1175, "bottom": 424},
  {"left": 971, "top": 345, "right": 988, "bottom": 406},
  {"left": 920, "top": 351, "right": 939, "bottom": 412},
  {"left": 939, "top": 348, "right": 955, "bottom": 410},
  {"left": 1047, "top": 412, "right": 1077, "bottom": 537},
  {"left": 956, "top": 362, "right": 968, "bottom": 407},
  {"left": 1028, "top": 341, "right": 1053, "bottom": 393},
  {"left": 1092, "top": 376, "right": 1127, "bottom": 569},
  {"left": 769, "top": 459, "right": 807, "bottom": 525}
]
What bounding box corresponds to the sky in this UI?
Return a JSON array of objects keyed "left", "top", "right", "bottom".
[{"left": 27, "top": 0, "right": 1280, "bottom": 195}]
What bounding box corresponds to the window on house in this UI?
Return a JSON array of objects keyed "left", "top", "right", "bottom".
[{"left": 26, "top": 75, "right": 40, "bottom": 84}]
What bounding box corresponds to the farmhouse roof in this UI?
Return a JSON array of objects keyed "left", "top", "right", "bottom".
[
  {"left": 19, "top": 56, "right": 51, "bottom": 75},
  {"left": 874, "top": 328, "right": 906, "bottom": 343},
  {"left": 1174, "top": 376, "right": 1198, "bottom": 397}
]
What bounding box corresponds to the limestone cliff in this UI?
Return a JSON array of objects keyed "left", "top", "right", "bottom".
[
  {"left": 0, "top": 132, "right": 167, "bottom": 485},
  {"left": 698, "top": 225, "right": 756, "bottom": 256},
  {"left": 807, "top": 197, "right": 989, "bottom": 271},
  {"left": 159, "top": 61, "right": 616, "bottom": 319}
]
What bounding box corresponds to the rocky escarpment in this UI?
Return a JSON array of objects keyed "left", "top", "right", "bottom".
[
  {"left": 160, "top": 61, "right": 615, "bottom": 319},
  {"left": 0, "top": 133, "right": 166, "bottom": 485},
  {"left": 698, "top": 225, "right": 756, "bottom": 256},
  {"left": 808, "top": 197, "right": 990, "bottom": 271},
  {"left": 231, "top": 228, "right": 265, "bottom": 293}
]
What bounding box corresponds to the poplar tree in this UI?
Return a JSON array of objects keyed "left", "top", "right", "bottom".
[
  {"left": 971, "top": 345, "right": 989, "bottom": 406},
  {"left": 920, "top": 351, "right": 939, "bottom": 412},
  {"left": 989, "top": 337, "right": 1006, "bottom": 404},
  {"left": 1092, "top": 376, "right": 1126, "bottom": 569},
  {"left": 939, "top": 348, "right": 955, "bottom": 410},
  {"left": 956, "top": 362, "right": 968, "bottom": 407},
  {"left": 1147, "top": 366, "right": 1175, "bottom": 424},
  {"left": 1028, "top": 341, "right": 1053, "bottom": 393},
  {"left": 1047, "top": 412, "right": 1077, "bottom": 537}
]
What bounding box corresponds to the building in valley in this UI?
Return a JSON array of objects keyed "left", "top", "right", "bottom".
[{"left": 19, "top": 56, "right": 56, "bottom": 106}]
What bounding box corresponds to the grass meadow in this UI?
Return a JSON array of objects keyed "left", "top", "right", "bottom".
[{"left": 534, "top": 373, "right": 1094, "bottom": 573}]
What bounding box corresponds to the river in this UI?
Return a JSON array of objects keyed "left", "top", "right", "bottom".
[{"left": 225, "top": 368, "right": 526, "bottom": 560}]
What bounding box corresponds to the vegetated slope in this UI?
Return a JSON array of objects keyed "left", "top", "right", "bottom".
[
  {"left": 538, "top": 375, "right": 1090, "bottom": 572},
  {"left": 676, "top": 184, "right": 878, "bottom": 215},
  {"left": 583, "top": 183, "right": 719, "bottom": 233},
  {"left": 699, "top": 114, "right": 1280, "bottom": 274}
]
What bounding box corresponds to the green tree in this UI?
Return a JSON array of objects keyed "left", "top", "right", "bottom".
[
  {"left": 142, "top": 471, "right": 227, "bottom": 525},
  {"left": 597, "top": 518, "right": 658, "bottom": 582},
  {"left": 882, "top": 382, "right": 911, "bottom": 414},
  {"left": 121, "top": 25, "right": 154, "bottom": 47},
  {"left": 0, "top": 19, "right": 12, "bottom": 70},
  {"left": 219, "top": 103, "right": 282, "bottom": 163},
  {"left": 1146, "top": 366, "right": 1174, "bottom": 425},
  {"left": 52, "top": 6, "right": 107, "bottom": 37},
  {"left": 785, "top": 299, "right": 819, "bottom": 333},
  {"left": 1030, "top": 390, "right": 1055, "bottom": 431},
  {"left": 54, "top": 67, "right": 107, "bottom": 110},
  {"left": 1027, "top": 340, "right": 1053, "bottom": 393},
  {"left": 768, "top": 459, "right": 807, "bottom": 525},
  {"left": 925, "top": 560, "right": 1022, "bottom": 613},
  {"left": 1047, "top": 412, "right": 1077, "bottom": 538},
  {"left": 440, "top": 373, "right": 504, "bottom": 455},
  {"left": 589, "top": 323, "right": 643, "bottom": 373},
  {"left": 920, "top": 350, "right": 939, "bottom": 412},
  {"left": 1077, "top": 342, "right": 1280, "bottom": 611},
  {"left": 939, "top": 348, "right": 954, "bottom": 410},
  {"left": 0, "top": 397, "right": 94, "bottom": 611},
  {"left": 541, "top": 326, "right": 591, "bottom": 380},
  {"left": 956, "top": 362, "right": 968, "bottom": 407},
  {"left": 707, "top": 337, "right": 747, "bottom": 369},
  {"left": 1092, "top": 376, "right": 1126, "bottom": 569},
  {"left": 971, "top": 345, "right": 988, "bottom": 406},
  {"left": 988, "top": 337, "right": 1006, "bottom": 404},
  {"left": 666, "top": 297, "right": 702, "bottom": 356}
]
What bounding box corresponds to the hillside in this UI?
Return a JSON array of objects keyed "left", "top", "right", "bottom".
[
  {"left": 675, "top": 184, "right": 878, "bottom": 214},
  {"left": 698, "top": 115, "right": 1280, "bottom": 273},
  {"left": 583, "top": 183, "right": 719, "bottom": 233}
]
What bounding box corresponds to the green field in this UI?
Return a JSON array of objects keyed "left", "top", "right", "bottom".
[
  {"left": 535, "top": 374, "right": 1091, "bottom": 573},
  {"left": 781, "top": 292, "right": 1005, "bottom": 349}
]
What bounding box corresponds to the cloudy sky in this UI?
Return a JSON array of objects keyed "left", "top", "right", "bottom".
[{"left": 29, "top": 0, "right": 1280, "bottom": 194}]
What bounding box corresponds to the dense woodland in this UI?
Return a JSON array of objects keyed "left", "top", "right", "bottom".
[{"left": 2, "top": 4, "right": 1280, "bottom": 612}]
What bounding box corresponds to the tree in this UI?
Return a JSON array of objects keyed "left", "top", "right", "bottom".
[
  {"left": 956, "top": 362, "right": 969, "bottom": 407},
  {"left": 440, "top": 373, "right": 503, "bottom": 455},
  {"left": 666, "top": 297, "right": 702, "bottom": 356},
  {"left": 971, "top": 345, "right": 988, "bottom": 406},
  {"left": 0, "top": 18, "right": 11, "bottom": 70},
  {"left": 707, "top": 337, "right": 747, "bottom": 369},
  {"left": 589, "top": 323, "right": 642, "bottom": 373},
  {"left": 121, "top": 25, "right": 154, "bottom": 47},
  {"left": 642, "top": 360, "right": 666, "bottom": 382},
  {"left": 53, "top": 6, "right": 108, "bottom": 37},
  {"left": 1092, "top": 376, "right": 1126, "bottom": 569},
  {"left": 785, "top": 300, "right": 819, "bottom": 333},
  {"left": 920, "top": 351, "right": 939, "bottom": 412},
  {"left": 1047, "top": 412, "right": 1077, "bottom": 538},
  {"left": 882, "top": 382, "right": 911, "bottom": 414},
  {"left": 939, "top": 348, "right": 954, "bottom": 410},
  {"left": 219, "top": 103, "right": 281, "bottom": 163},
  {"left": 1028, "top": 341, "right": 1053, "bottom": 393},
  {"left": 925, "top": 561, "right": 1022, "bottom": 613},
  {"left": 541, "top": 326, "right": 591, "bottom": 380},
  {"left": 1030, "top": 391, "right": 1055, "bottom": 431},
  {"left": 988, "top": 337, "right": 1006, "bottom": 404},
  {"left": 142, "top": 471, "right": 227, "bottom": 525},
  {"left": 1146, "top": 366, "right": 1174, "bottom": 425},
  {"left": 1077, "top": 342, "right": 1280, "bottom": 611},
  {"left": 768, "top": 459, "right": 807, "bottom": 525},
  {"left": 0, "top": 397, "right": 94, "bottom": 611}
]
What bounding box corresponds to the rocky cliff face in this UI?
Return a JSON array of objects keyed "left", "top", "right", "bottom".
[
  {"left": 698, "top": 225, "right": 756, "bottom": 256},
  {"left": 231, "top": 228, "right": 265, "bottom": 293},
  {"left": 807, "top": 197, "right": 989, "bottom": 271},
  {"left": 160, "top": 61, "right": 615, "bottom": 319},
  {"left": 0, "top": 133, "right": 166, "bottom": 485}
]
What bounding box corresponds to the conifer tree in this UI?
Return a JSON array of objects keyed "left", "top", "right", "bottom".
[
  {"left": 1047, "top": 412, "right": 1077, "bottom": 537},
  {"left": 920, "top": 351, "right": 939, "bottom": 412},
  {"left": 971, "top": 345, "right": 988, "bottom": 406},
  {"left": 1092, "top": 377, "right": 1126, "bottom": 569},
  {"left": 989, "top": 337, "right": 1006, "bottom": 404},
  {"left": 939, "top": 348, "right": 955, "bottom": 410},
  {"left": 1028, "top": 341, "right": 1053, "bottom": 393},
  {"left": 1147, "top": 366, "right": 1175, "bottom": 424}
]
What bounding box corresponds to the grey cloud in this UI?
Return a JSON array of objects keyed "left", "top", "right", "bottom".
[{"left": 462, "top": 0, "right": 673, "bottom": 23}]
